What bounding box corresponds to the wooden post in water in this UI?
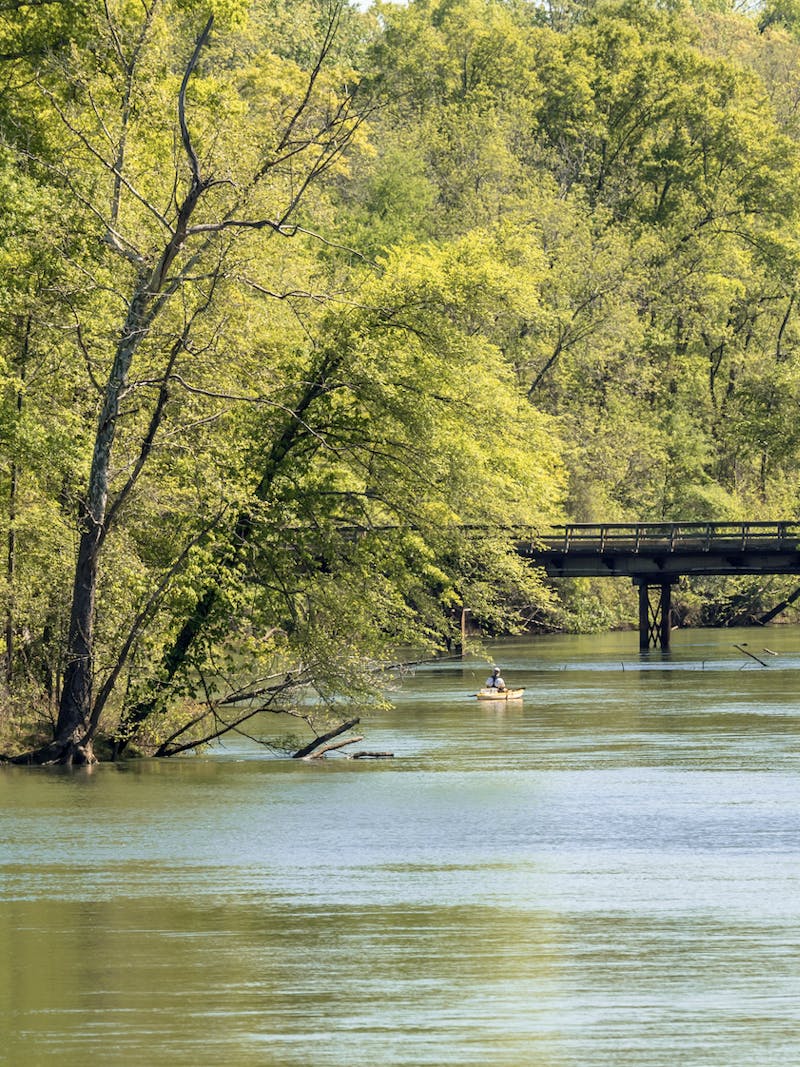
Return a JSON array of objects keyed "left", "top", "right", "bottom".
[
  {"left": 449, "top": 606, "right": 470, "bottom": 657},
  {"left": 660, "top": 580, "right": 673, "bottom": 651}
]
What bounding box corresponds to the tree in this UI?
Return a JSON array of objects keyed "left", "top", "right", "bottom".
[
  {"left": 2, "top": 0, "right": 373, "bottom": 762},
  {"left": 114, "top": 229, "right": 565, "bottom": 756},
  {"left": 1, "top": 0, "right": 564, "bottom": 764}
]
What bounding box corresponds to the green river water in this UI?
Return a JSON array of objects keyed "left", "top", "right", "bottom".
[{"left": 2, "top": 626, "right": 800, "bottom": 1066}]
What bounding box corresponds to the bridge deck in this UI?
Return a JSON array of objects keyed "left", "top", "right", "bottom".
[{"left": 526, "top": 522, "right": 800, "bottom": 579}]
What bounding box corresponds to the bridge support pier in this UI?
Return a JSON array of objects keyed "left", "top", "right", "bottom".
[{"left": 634, "top": 578, "right": 678, "bottom": 651}]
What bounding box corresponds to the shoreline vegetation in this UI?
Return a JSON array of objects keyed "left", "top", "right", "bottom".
[
  {"left": 1, "top": 604, "right": 794, "bottom": 764},
  {"left": 3, "top": 0, "right": 800, "bottom": 763}
]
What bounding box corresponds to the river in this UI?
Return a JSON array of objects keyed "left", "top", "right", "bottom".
[{"left": 2, "top": 626, "right": 800, "bottom": 1065}]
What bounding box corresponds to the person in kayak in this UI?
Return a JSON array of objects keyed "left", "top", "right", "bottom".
[{"left": 485, "top": 666, "right": 507, "bottom": 691}]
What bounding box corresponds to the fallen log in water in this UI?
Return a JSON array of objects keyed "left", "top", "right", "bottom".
[
  {"left": 302, "top": 735, "right": 364, "bottom": 760},
  {"left": 292, "top": 717, "right": 360, "bottom": 759}
]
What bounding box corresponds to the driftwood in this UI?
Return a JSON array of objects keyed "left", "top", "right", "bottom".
[
  {"left": 350, "top": 751, "right": 394, "bottom": 759},
  {"left": 734, "top": 643, "right": 769, "bottom": 667},
  {"left": 302, "top": 735, "right": 364, "bottom": 760},
  {"left": 292, "top": 717, "right": 360, "bottom": 759}
]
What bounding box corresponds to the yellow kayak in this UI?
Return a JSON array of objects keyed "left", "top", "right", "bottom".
[{"left": 476, "top": 687, "right": 525, "bottom": 701}]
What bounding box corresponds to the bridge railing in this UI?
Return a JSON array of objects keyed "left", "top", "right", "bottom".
[{"left": 547, "top": 522, "right": 800, "bottom": 554}]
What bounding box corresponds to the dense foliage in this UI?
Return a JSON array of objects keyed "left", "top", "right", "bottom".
[{"left": 2, "top": 0, "right": 800, "bottom": 760}]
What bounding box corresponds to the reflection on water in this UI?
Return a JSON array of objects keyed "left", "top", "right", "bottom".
[{"left": 2, "top": 627, "right": 800, "bottom": 1065}]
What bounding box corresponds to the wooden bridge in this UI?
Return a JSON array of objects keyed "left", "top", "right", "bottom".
[{"left": 521, "top": 522, "right": 800, "bottom": 651}]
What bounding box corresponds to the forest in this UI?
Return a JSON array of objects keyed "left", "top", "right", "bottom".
[{"left": 2, "top": 0, "right": 800, "bottom": 763}]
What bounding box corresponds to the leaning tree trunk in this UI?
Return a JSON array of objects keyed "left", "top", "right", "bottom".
[
  {"left": 50, "top": 23, "right": 215, "bottom": 764},
  {"left": 113, "top": 360, "right": 335, "bottom": 755},
  {"left": 21, "top": 261, "right": 176, "bottom": 767},
  {"left": 49, "top": 287, "right": 151, "bottom": 762},
  {"left": 53, "top": 523, "right": 102, "bottom": 763}
]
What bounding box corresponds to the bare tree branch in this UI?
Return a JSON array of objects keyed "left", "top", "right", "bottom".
[
  {"left": 104, "top": 271, "right": 222, "bottom": 532},
  {"left": 32, "top": 86, "right": 173, "bottom": 234},
  {"left": 108, "top": 1, "right": 160, "bottom": 228},
  {"left": 154, "top": 686, "right": 301, "bottom": 757},
  {"left": 64, "top": 299, "right": 104, "bottom": 394},
  {"left": 258, "top": 0, "right": 343, "bottom": 177},
  {"left": 179, "top": 14, "right": 213, "bottom": 189}
]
